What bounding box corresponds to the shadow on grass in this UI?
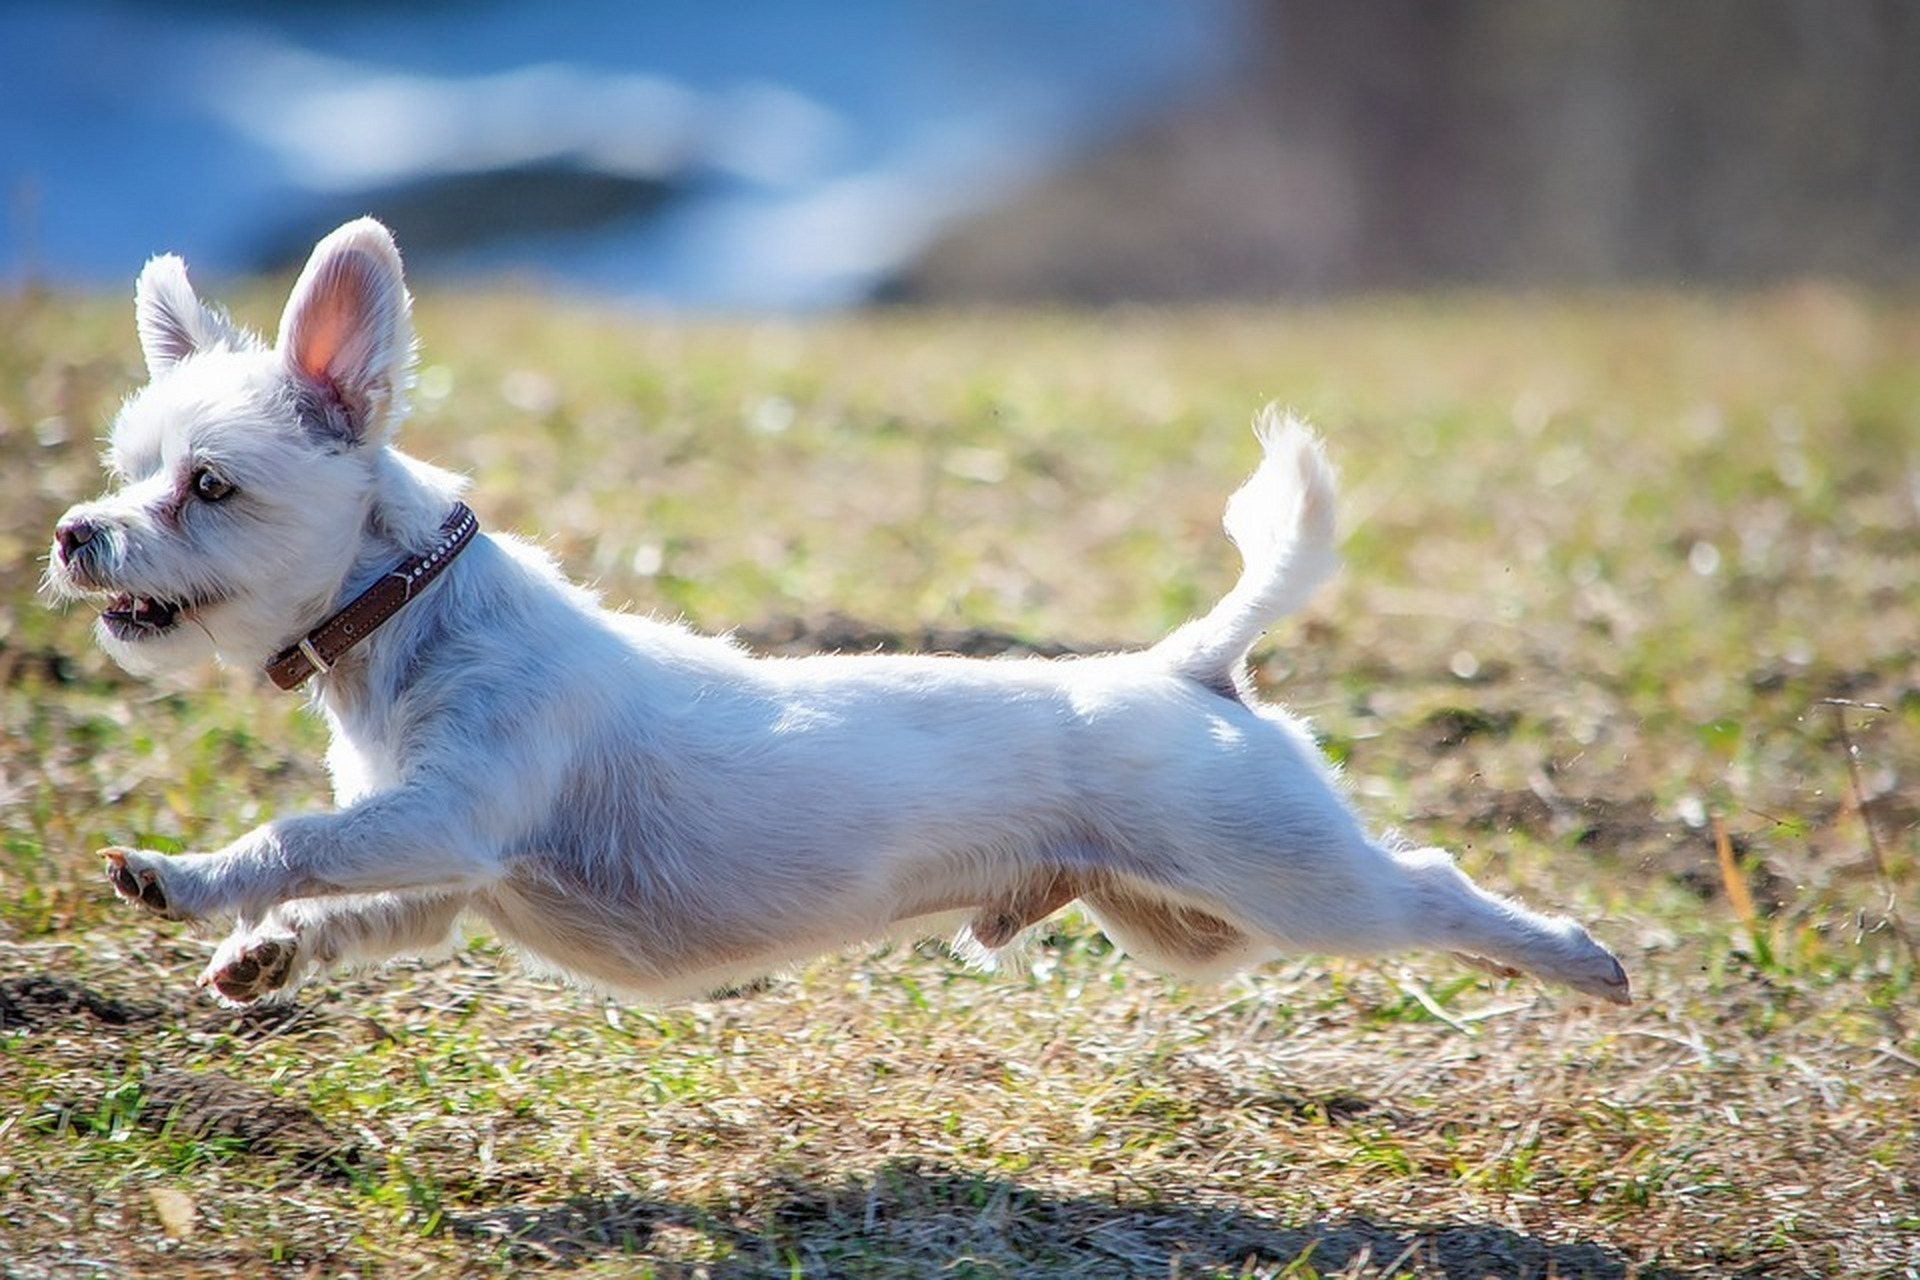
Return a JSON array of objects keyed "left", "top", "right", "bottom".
[{"left": 448, "top": 1159, "right": 1666, "bottom": 1278}]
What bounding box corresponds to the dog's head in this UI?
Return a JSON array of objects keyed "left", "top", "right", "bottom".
[{"left": 46, "top": 219, "right": 425, "bottom": 677}]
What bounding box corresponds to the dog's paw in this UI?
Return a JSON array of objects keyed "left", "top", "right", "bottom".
[
  {"left": 101, "top": 847, "right": 187, "bottom": 920},
  {"left": 1451, "top": 946, "right": 1634, "bottom": 1007},
  {"left": 1565, "top": 948, "right": 1634, "bottom": 1007},
  {"left": 200, "top": 934, "right": 300, "bottom": 1005}
]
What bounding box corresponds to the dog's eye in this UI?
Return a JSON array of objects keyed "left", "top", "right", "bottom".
[{"left": 192, "top": 468, "right": 235, "bottom": 503}]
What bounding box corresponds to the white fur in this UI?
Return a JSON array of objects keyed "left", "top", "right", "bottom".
[{"left": 45, "top": 219, "right": 1631, "bottom": 1008}]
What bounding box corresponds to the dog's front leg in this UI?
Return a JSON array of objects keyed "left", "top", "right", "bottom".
[
  {"left": 102, "top": 784, "right": 502, "bottom": 925},
  {"left": 200, "top": 892, "right": 471, "bottom": 1004}
]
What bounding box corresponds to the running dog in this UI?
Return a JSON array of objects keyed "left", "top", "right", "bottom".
[{"left": 46, "top": 219, "right": 1631, "bottom": 1008}]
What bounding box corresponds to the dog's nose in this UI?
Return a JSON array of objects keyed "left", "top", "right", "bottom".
[{"left": 55, "top": 515, "right": 100, "bottom": 562}]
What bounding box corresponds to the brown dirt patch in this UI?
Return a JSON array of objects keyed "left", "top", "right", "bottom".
[{"left": 0, "top": 973, "right": 163, "bottom": 1033}]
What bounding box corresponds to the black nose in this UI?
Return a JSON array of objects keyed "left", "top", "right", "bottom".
[{"left": 55, "top": 515, "right": 99, "bottom": 562}]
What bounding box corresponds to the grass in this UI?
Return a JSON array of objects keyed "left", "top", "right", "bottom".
[{"left": 2, "top": 281, "right": 1917, "bottom": 1277}]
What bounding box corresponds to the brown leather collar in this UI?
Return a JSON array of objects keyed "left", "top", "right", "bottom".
[{"left": 265, "top": 503, "right": 479, "bottom": 691}]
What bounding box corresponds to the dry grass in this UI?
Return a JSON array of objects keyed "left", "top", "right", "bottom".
[{"left": 2, "top": 284, "right": 1916, "bottom": 1277}]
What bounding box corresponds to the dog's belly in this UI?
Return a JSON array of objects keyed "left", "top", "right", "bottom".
[{"left": 470, "top": 854, "right": 882, "bottom": 999}]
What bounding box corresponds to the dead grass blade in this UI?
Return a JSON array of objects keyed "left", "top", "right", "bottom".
[
  {"left": 1711, "top": 814, "right": 1758, "bottom": 940},
  {"left": 1823, "top": 698, "right": 1919, "bottom": 969}
]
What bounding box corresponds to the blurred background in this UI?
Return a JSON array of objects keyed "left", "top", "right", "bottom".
[{"left": 4, "top": 0, "right": 1917, "bottom": 309}]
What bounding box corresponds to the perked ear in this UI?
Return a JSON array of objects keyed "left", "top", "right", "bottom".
[
  {"left": 135, "top": 255, "right": 240, "bottom": 377},
  {"left": 275, "top": 218, "right": 415, "bottom": 447}
]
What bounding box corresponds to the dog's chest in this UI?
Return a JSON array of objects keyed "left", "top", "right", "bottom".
[{"left": 320, "top": 701, "right": 408, "bottom": 805}]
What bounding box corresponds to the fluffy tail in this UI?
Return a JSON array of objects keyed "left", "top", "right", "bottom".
[{"left": 1152, "top": 406, "right": 1339, "bottom": 690}]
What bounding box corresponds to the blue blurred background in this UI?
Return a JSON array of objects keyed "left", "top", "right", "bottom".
[{"left": 5, "top": 1, "right": 1917, "bottom": 308}]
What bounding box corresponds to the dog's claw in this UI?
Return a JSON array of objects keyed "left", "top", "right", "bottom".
[{"left": 102, "top": 846, "right": 139, "bottom": 900}]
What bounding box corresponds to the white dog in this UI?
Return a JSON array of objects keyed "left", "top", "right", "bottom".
[{"left": 45, "top": 219, "right": 1630, "bottom": 1009}]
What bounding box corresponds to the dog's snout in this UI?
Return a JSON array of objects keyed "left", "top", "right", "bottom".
[{"left": 54, "top": 515, "right": 101, "bottom": 563}]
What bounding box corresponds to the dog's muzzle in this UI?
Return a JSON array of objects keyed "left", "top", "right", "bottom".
[{"left": 50, "top": 516, "right": 199, "bottom": 640}]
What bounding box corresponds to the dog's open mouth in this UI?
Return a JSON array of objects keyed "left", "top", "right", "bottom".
[{"left": 99, "top": 593, "right": 189, "bottom": 640}]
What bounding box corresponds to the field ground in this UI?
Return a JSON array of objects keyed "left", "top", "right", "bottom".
[{"left": 1, "top": 286, "right": 1916, "bottom": 1277}]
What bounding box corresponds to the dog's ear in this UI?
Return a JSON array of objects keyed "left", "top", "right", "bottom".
[
  {"left": 276, "top": 218, "right": 416, "bottom": 447},
  {"left": 135, "top": 255, "right": 241, "bottom": 377}
]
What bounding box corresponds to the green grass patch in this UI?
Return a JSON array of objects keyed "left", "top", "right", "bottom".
[{"left": 2, "top": 285, "right": 1916, "bottom": 1276}]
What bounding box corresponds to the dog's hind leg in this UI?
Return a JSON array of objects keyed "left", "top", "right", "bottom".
[
  {"left": 200, "top": 892, "right": 468, "bottom": 1004},
  {"left": 1386, "top": 846, "right": 1630, "bottom": 1002},
  {"left": 1220, "top": 838, "right": 1630, "bottom": 1004}
]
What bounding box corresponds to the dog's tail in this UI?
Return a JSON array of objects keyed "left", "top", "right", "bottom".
[{"left": 1151, "top": 407, "right": 1338, "bottom": 691}]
